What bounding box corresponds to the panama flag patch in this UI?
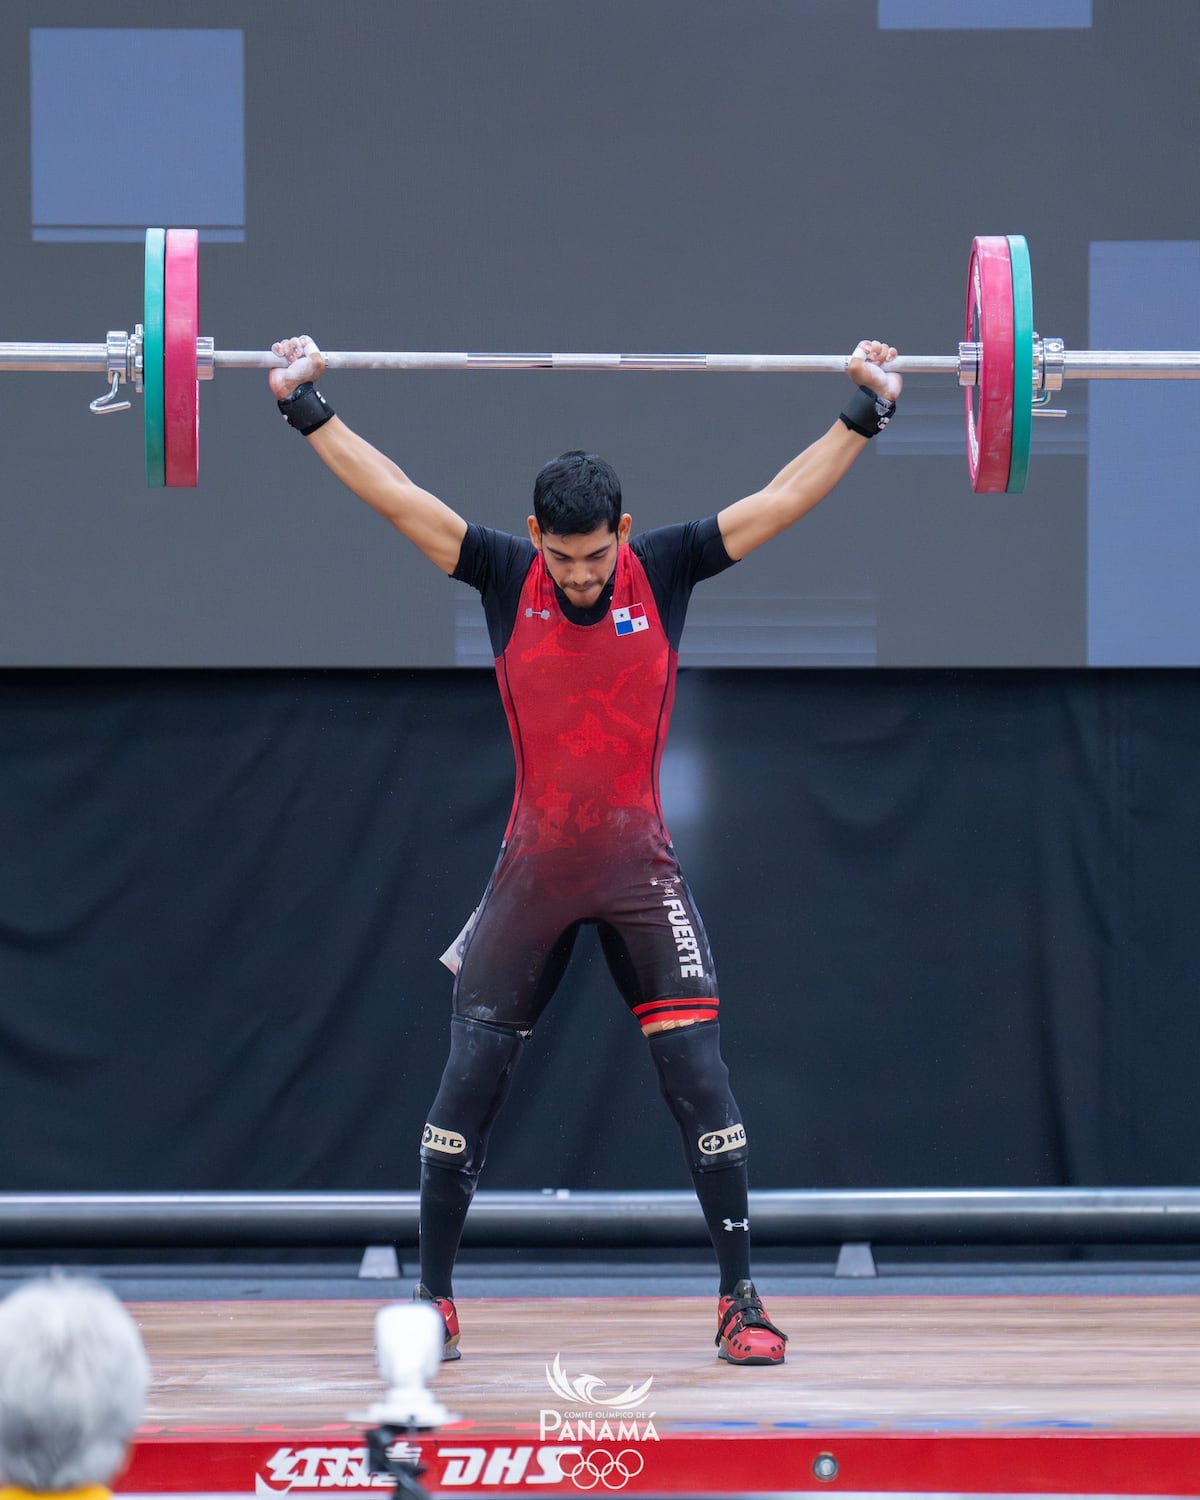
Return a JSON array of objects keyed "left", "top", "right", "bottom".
[{"left": 613, "top": 603, "right": 649, "bottom": 636}]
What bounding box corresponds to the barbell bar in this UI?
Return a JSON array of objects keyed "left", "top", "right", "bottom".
[
  {"left": 4, "top": 344, "right": 1193, "bottom": 377},
  {"left": 2, "top": 229, "right": 1199, "bottom": 493}
]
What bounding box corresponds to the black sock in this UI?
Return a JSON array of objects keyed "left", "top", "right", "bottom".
[
  {"left": 691, "top": 1160, "right": 752, "bottom": 1296},
  {"left": 418, "top": 1161, "right": 477, "bottom": 1299}
]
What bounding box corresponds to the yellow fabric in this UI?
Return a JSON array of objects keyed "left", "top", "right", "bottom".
[{"left": 0, "top": 1487, "right": 111, "bottom": 1500}]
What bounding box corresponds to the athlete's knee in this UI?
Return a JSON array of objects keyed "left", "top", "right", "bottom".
[
  {"left": 420, "top": 1014, "right": 527, "bottom": 1175},
  {"left": 642, "top": 1015, "right": 703, "bottom": 1036},
  {"left": 646, "top": 1019, "right": 748, "bottom": 1172}
]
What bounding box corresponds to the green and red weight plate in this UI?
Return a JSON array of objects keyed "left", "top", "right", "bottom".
[
  {"left": 964, "top": 233, "right": 1034, "bottom": 494},
  {"left": 143, "top": 229, "right": 166, "bottom": 487},
  {"left": 964, "top": 236, "right": 1013, "bottom": 493},
  {"left": 164, "top": 228, "right": 200, "bottom": 487},
  {"left": 1006, "top": 233, "right": 1033, "bottom": 494},
  {"left": 144, "top": 227, "right": 200, "bottom": 488}
]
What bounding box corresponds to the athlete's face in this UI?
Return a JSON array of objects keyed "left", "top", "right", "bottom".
[{"left": 528, "top": 515, "right": 633, "bottom": 608}]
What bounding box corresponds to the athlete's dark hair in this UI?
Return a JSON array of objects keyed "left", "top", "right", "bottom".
[{"left": 532, "top": 451, "right": 622, "bottom": 536}]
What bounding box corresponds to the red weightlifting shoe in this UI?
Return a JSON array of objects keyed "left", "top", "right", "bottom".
[
  {"left": 715, "top": 1279, "right": 787, "bottom": 1366},
  {"left": 413, "top": 1283, "right": 461, "bottom": 1361}
]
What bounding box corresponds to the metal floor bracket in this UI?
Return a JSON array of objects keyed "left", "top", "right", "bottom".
[
  {"left": 835, "top": 1240, "right": 878, "bottom": 1278},
  {"left": 357, "top": 1243, "right": 400, "bottom": 1280}
]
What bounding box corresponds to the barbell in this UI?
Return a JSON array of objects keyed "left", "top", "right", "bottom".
[{"left": 2, "top": 229, "right": 1198, "bottom": 493}]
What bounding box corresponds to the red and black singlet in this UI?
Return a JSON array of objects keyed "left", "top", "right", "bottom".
[{"left": 447, "top": 517, "right": 736, "bottom": 1030}]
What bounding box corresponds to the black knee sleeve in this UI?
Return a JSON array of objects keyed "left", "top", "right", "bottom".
[
  {"left": 647, "top": 1020, "right": 748, "bottom": 1172},
  {"left": 421, "top": 1014, "right": 526, "bottom": 1176}
]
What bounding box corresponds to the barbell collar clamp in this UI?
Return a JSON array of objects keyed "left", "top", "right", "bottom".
[
  {"left": 106, "top": 330, "right": 129, "bottom": 387},
  {"left": 87, "top": 330, "right": 133, "bottom": 414},
  {"left": 1037, "top": 336, "right": 1066, "bottom": 393}
]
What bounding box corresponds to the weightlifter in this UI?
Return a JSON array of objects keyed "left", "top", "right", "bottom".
[{"left": 268, "top": 338, "right": 901, "bottom": 1364}]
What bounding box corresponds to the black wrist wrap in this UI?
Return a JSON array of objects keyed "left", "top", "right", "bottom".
[
  {"left": 277, "top": 381, "right": 335, "bottom": 436},
  {"left": 839, "top": 384, "right": 896, "bottom": 439}
]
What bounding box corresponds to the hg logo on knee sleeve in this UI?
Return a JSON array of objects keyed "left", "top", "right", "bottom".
[
  {"left": 698, "top": 1124, "right": 747, "bottom": 1156},
  {"left": 422, "top": 1123, "right": 467, "bottom": 1155}
]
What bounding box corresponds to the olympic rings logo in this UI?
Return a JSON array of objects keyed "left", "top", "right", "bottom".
[{"left": 559, "top": 1447, "right": 645, "bottom": 1491}]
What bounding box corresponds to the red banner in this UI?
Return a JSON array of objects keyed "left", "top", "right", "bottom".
[{"left": 119, "top": 1428, "right": 1200, "bottom": 1496}]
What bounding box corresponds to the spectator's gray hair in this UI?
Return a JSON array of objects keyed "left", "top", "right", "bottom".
[{"left": 0, "top": 1276, "right": 150, "bottom": 1491}]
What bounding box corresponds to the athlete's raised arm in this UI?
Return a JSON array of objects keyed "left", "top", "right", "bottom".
[
  {"left": 269, "top": 335, "right": 467, "bottom": 575},
  {"left": 716, "top": 340, "right": 902, "bottom": 562}
]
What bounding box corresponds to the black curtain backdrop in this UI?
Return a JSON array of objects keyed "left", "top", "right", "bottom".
[{"left": 1, "top": 668, "right": 1197, "bottom": 1195}]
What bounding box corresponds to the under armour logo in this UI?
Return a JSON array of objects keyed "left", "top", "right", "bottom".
[
  {"left": 525, "top": 607, "right": 551, "bottom": 620},
  {"left": 722, "top": 1218, "right": 749, "bottom": 1232}
]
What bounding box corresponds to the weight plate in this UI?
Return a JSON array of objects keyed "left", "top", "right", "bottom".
[
  {"left": 163, "top": 228, "right": 200, "bottom": 487},
  {"left": 1006, "top": 234, "right": 1034, "bottom": 494},
  {"left": 143, "top": 229, "right": 166, "bottom": 488},
  {"left": 964, "top": 236, "right": 1014, "bottom": 494}
]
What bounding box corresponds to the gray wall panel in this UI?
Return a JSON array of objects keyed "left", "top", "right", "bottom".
[{"left": 1, "top": 1, "right": 1196, "bottom": 665}]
